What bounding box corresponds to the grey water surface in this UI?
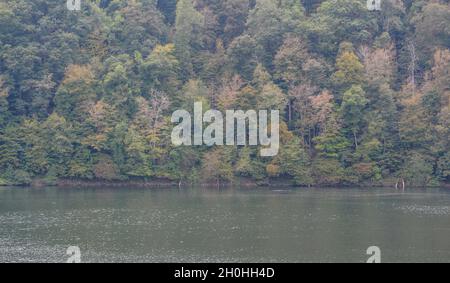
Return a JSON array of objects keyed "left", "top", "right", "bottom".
[{"left": 0, "top": 186, "right": 449, "bottom": 263}]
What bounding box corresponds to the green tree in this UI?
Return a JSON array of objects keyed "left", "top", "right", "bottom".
[
  {"left": 246, "top": 0, "right": 305, "bottom": 63},
  {"left": 101, "top": 55, "right": 140, "bottom": 118},
  {"left": 108, "top": 0, "right": 168, "bottom": 56},
  {"left": 312, "top": 158, "right": 346, "bottom": 186},
  {"left": 174, "top": 0, "right": 204, "bottom": 77},
  {"left": 141, "top": 44, "right": 180, "bottom": 94},
  {"left": 332, "top": 48, "right": 365, "bottom": 96},
  {"left": 163, "top": 146, "right": 201, "bottom": 184},
  {"left": 340, "top": 85, "right": 368, "bottom": 149},
  {"left": 55, "top": 65, "right": 96, "bottom": 122},
  {"left": 252, "top": 64, "right": 286, "bottom": 112},
  {"left": 202, "top": 148, "right": 234, "bottom": 186},
  {"left": 218, "top": 0, "right": 250, "bottom": 45},
  {"left": 272, "top": 133, "right": 313, "bottom": 186},
  {"left": 400, "top": 152, "right": 435, "bottom": 187},
  {"left": 0, "top": 77, "right": 10, "bottom": 127},
  {"left": 308, "top": 0, "right": 378, "bottom": 54},
  {"left": 0, "top": 126, "right": 21, "bottom": 172},
  {"left": 227, "top": 35, "right": 263, "bottom": 80},
  {"left": 235, "top": 147, "right": 266, "bottom": 180}
]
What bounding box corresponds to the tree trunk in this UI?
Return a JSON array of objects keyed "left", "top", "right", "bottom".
[
  {"left": 353, "top": 131, "right": 358, "bottom": 149},
  {"left": 288, "top": 99, "right": 292, "bottom": 125}
]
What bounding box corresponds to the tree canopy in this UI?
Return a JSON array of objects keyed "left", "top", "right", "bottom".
[{"left": 0, "top": 0, "right": 449, "bottom": 187}]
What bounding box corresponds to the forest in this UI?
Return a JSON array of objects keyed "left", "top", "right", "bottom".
[{"left": 0, "top": 0, "right": 449, "bottom": 187}]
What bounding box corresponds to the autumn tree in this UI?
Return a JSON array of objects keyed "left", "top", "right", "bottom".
[
  {"left": 55, "top": 65, "right": 96, "bottom": 122},
  {"left": 0, "top": 0, "right": 448, "bottom": 186},
  {"left": 332, "top": 47, "right": 365, "bottom": 97}
]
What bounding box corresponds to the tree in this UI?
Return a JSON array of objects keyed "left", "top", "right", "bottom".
[
  {"left": 42, "top": 113, "right": 74, "bottom": 177},
  {"left": 234, "top": 85, "right": 258, "bottom": 111},
  {"left": 332, "top": 49, "right": 365, "bottom": 96},
  {"left": 123, "top": 126, "right": 153, "bottom": 177},
  {"left": 219, "top": 0, "right": 250, "bottom": 45},
  {"left": 246, "top": 0, "right": 305, "bottom": 64},
  {"left": 0, "top": 126, "right": 21, "bottom": 172},
  {"left": 400, "top": 152, "right": 435, "bottom": 187},
  {"left": 109, "top": 0, "right": 168, "bottom": 56},
  {"left": 252, "top": 64, "right": 286, "bottom": 112},
  {"left": 0, "top": 76, "right": 10, "bottom": 127},
  {"left": 378, "top": 0, "right": 406, "bottom": 36},
  {"left": 67, "top": 146, "right": 94, "bottom": 179},
  {"left": 363, "top": 83, "right": 400, "bottom": 175},
  {"left": 340, "top": 85, "right": 368, "bottom": 149},
  {"left": 235, "top": 147, "right": 265, "bottom": 180},
  {"left": 274, "top": 36, "right": 310, "bottom": 86},
  {"left": 302, "top": 57, "right": 331, "bottom": 88},
  {"left": 94, "top": 154, "right": 121, "bottom": 181},
  {"left": 413, "top": 2, "right": 450, "bottom": 68},
  {"left": 314, "top": 132, "right": 350, "bottom": 160},
  {"left": 199, "top": 40, "right": 229, "bottom": 83},
  {"left": 174, "top": 0, "right": 204, "bottom": 77},
  {"left": 19, "top": 118, "right": 49, "bottom": 175},
  {"left": 227, "top": 35, "right": 263, "bottom": 80},
  {"left": 312, "top": 158, "right": 346, "bottom": 186},
  {"left": 307, "top": 0, "right": 378, "bottom": 54},
  {"left": 398, "top": 85, "right": 433, "bottom": 150},
  {"left": 289, "top": 86, "right": 338, "bottom": 149},
  {"left": 270, "top": 132, "right": 313, "bottom": 186},
  {"left": 301, "top": 0, "right": 324, "bottom": 15},
  {"left": 86, "top": 100, "right": 121, "bottom": 151},
  {"left": 216, "top": 75, "right": 244, "bottom": 111},
  {"left": 55, "top": 64, "right": 96, "bottom": 122},
  {"left": 124, "top": 94, "right": 170, "bottom": 178},
  {"left": 202, "top": 148, "right": 234, "bottom": 186},
  {"left": 141, "top": 44, "right": 180, "bottom": 94},
  {"left": 0, "top": 0, "right": 449, "bottom": 187},
  {"left": 362, "top": 45, "right": 396, "bottom": 88},
  {"left": 163, "top": 146, "right": 201, "bottom": 184},
  {"left": 101, "top": 55, "right": 140, "bottom": 118}
]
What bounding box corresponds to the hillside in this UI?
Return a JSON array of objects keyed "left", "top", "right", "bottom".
[{"left": 0, "top": 0, "right": 449, "bottom": 187}]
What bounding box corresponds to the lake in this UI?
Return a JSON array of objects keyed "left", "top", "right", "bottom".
[{"left": 0, "top": 186, "right": 449, "bottom": 263}]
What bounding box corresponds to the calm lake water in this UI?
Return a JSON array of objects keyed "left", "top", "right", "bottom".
[{"left": 0, "top": 186, "right": 449, "bottom": 263}]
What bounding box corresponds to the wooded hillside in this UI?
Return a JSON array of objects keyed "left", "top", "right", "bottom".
[{"left": 0, "top": 0, "right": 449, "bottom": 187}]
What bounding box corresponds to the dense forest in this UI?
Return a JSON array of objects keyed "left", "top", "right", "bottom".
[{"left": 0, "top": 0, "right": 449, "bottom": 187}]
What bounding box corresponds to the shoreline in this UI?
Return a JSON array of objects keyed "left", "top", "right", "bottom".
[{"left": 0, "top": 177, "right": 448, "bottom": 189}]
